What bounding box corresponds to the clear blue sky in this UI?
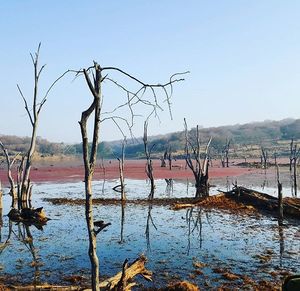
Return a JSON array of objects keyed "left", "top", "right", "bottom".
[{"left": 1, "top": 1, "right": 300, "bottom": 143}]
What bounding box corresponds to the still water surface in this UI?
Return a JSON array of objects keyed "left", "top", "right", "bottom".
[{"left": 0, "top": 175, "right": 299, "bottom": 288}]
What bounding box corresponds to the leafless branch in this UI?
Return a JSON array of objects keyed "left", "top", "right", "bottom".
[{"left": 17, "top": 84, "right": 34, "bottom": 126}]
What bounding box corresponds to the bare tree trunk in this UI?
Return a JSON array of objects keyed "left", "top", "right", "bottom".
[
  {"left": 16, "top": 44, "right": 65, "bottom": 208},
  {"left": 221, "top": 139, "right": 230, "bottom": 168},
  {"left": 289, "top": 141, "right": 300, "bottom": 197},
  {"left": 261, "top": 146, "right": 268, "bottom": 169},
  {"left": 0, "top": 141, "right": 18, "bottom": 205},
  {"left": 293, "top": 159, "right": 297, "bottom": 197},
  {"left": 117, "top": 138, "right": 126, "bottom": 201},
  {"left": 79, "top": 63, "right": 102, "bottom": 291},
  {"left": 167, "top": 146, "right": 172, "bottom": 170},
  {"left": 160, "top": 156, "right": 166, "bottom": 167},
  {"left": 143, "top": 121, "right": 155, "bottom": 199},
  {"left": 290, "top": 139, "right": 294, "bottom": 172},
  {"left": 276, "top": 164, "right": 283, "bottom": 222},
  {"left": 21, "top": 125, "right": 38, "bottom": 204}
]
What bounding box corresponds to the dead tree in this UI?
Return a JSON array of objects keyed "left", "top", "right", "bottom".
[
  {"left": 290, "top": 139, "right": 294, "bottom": 172},
  {"left": 74, "top": 63, "right": 187, "bottom": 291},
  {"left": 0, "top": 141, "right": 19, "bottom": 205},
  {"left": 160, "top": 148, "right": 168, "bottom": 167},
  {"left": 143, "top": 121, "right": 155, "bottom": 199},
  {"left": 78, "top": 63, "right": 110, "bottom": 290},
  {"left": 16, "top": 44, "right": 65, "bottom": 208},
  {"left": 167, "top": 145, "right": 172, "bottom": 170},
  {"left": 113, "top": 138, "right": 126, "bottom": 201},
  {"left": 184, "top": 119, "right": 212, "bottom": 198},
  {"left": 261, "top": 146, "right": 269, "bottom": 169},
  {"left": 160, "top": 155, "right": 166, "bottom": 167},
  {"left": 289, "top": 140, "right": 300, "bottom": 197},
  {"left": 221, "top": 139, "right": 230, "bottom": 168},
  {"left": 276, "top": 163, "right": 283, "bottom": 222}
]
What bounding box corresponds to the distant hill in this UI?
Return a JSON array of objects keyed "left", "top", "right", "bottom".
[
  {"left": 1, "top": 118, "right": 300, "bottom": 159},
  {"left": 104, "top": 118, "right": 300, "bottom": 158}
]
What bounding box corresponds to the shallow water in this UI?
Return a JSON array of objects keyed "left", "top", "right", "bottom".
[{"left": 0, "top": 175, "right": 299, "bottom": 288}]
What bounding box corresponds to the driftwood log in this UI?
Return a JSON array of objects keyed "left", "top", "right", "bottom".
[
  {"left": 4, "top": 256, "right": 151, "bottom": 291},
  {"left": 172, "top": 186, "right": 300, "bottom": 219},
  {"left": 228, "top": 186, "right": 300, "bottom": 219},
  {"left": 99, "top": 255, "right": 152, "bottom": 290}
]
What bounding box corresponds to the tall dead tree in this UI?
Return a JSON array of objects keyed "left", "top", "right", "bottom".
[
  {"left": 184, "top": 119, "right": 212, "bottom": 198},
  {"left": 16, "top": 44, "right": 65, "bottom": 208},
  {"left": 143, "top": 121, "right": 155, "bottom": 199},
  {"left": 79, "top": 62, "right": 106, "bottom": 290},
  {"left": 74, "top": 63, "right": 187, "bottom": 290},
  {"left": 221, "top": 139, "right": 230, "bottom": 168}
]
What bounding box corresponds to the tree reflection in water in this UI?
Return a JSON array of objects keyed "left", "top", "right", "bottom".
[
  {"left": 145, "top": 204, "right": 157, "bottom": 251},
  {"left": 0, "top": 216, "right": 44, "bottom": 285},
  {"left": 186, "top": 207, "right": 203, "bottom": 255},
  {"left": 119, "top": 203, "right": 125, "bottom": 244},
  {"left": 277, "top": 219, "right": 285, "bottom": 268}
]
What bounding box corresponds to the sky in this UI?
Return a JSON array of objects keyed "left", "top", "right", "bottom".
[{"left": 1, "top": 1, "right": 300, "bottom": 143}]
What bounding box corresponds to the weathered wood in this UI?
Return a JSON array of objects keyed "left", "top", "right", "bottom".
[
  {"left": 0, "top": 141, "right": 18, "bottom": 202},
  {"left": 80, "top": 62, "right": 102, "bottom": 291},
  {"left": 172, "top": 186, "right": 300, "bottom": 219},
  {"left": 143, "top": 121, "right": 155, "bottom": 199},
  {"left": 98, "top": 255, "right": 152, "bottom": 290},
  {"left": 227, "top": 186, "right": 300, "bottom": 219},
  {"left": 5, "top": 256, "right": 151, "bottom": 291}
]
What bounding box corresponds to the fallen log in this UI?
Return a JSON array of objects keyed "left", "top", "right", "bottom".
[
  {"left": 172, "top": 187, "right": 300, "bottom": 219},
  {"left": 226, "top": 186, "right": 300, "bottom": 219},
  {"left": 4, "top": 256, "right": 152, "bottom": 291}
]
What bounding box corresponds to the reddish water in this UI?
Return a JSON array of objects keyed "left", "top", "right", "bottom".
[{"left": 0, "top": 159, "right": 254, "bottom": 185}]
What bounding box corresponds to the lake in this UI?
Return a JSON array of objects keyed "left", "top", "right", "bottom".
[{"left": 0, "top": 172, "right": 299, "bottom": 289}]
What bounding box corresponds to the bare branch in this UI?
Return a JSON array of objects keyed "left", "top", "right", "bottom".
[
  {"left": 38, "top": 69, "right": 71, "bottom": 114},
  {"left": 17, "top": 84, "right": 34, "bottom": 126}
]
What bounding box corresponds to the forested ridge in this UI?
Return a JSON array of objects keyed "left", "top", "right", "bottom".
[{"left": 1, "top": 118, "right": 300, "bottom": 159}]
